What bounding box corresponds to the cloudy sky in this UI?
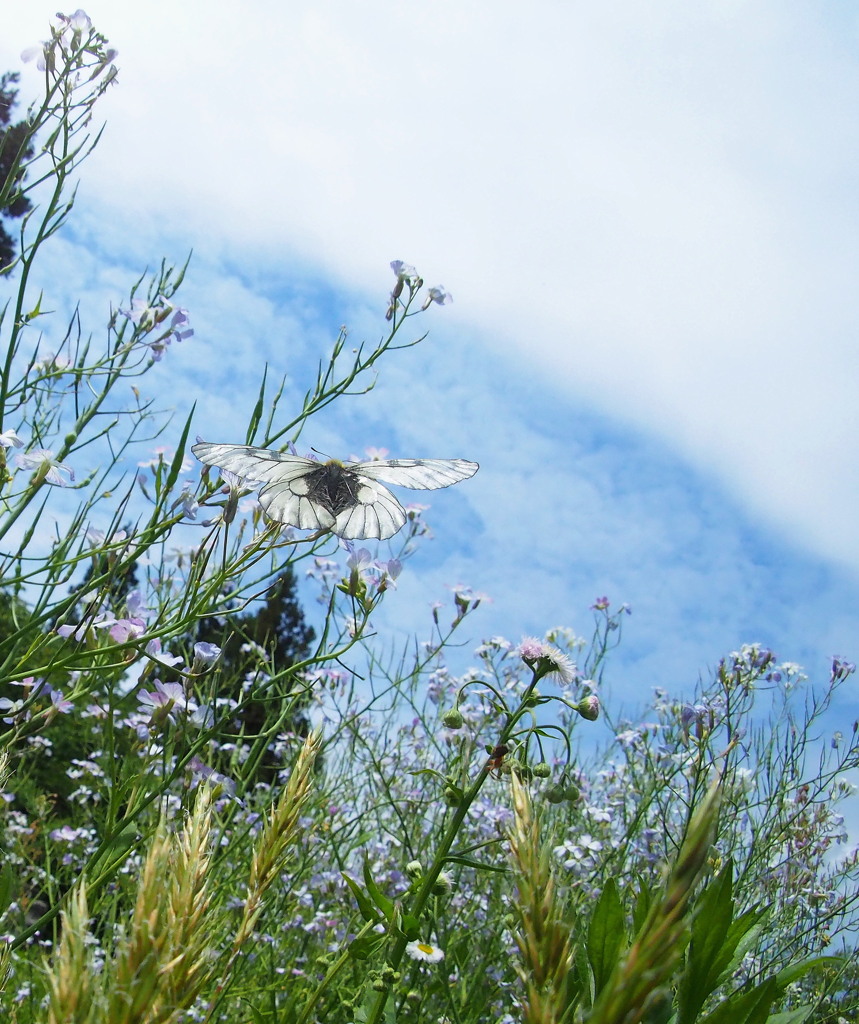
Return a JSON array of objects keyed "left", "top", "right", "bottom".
[{"left": 2, "top": 1, "right": 859, "bottom": 731}]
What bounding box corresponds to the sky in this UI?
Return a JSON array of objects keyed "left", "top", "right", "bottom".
[{"left": 2, "top": 0, "right": 859, "bottom": 740}]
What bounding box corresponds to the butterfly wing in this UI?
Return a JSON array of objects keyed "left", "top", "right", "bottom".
[
  {"left": 191, "top": 442, "right": 319, "bottom": 486},
  {"left": 349, "top": 458, "right": 479, "bottom": 490},
  {"left": 331, "top": 476, "right": 407, "bottom": 540},
  {"left": 192, "top": 442, "right": 337, "bottom": 531}
]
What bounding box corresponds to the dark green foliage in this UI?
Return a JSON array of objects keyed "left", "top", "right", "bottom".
[
  {"left": 182, "top": 565, "right": 316, "bottom": 779},
  {"left": 0, "top": 71, "right": 34, "bottom": 272}
]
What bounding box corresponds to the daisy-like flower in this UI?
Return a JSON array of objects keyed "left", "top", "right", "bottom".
[
  {"left": 405, "top": 940, "right": 445, "bottom": 964},
  {"left": 517, "top": 636, "right": 576, "bottom": 684}
]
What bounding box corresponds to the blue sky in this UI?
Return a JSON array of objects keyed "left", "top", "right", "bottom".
[{"left": 2, "top": 1, "right": 859, "bottom": 731}]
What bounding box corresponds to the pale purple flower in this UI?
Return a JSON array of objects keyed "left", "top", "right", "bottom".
[
  {"left": 137, "top": 680, "right": 193, "bottom": 724},
  {"left": 60, "top": 9, "right": 93, "bottom": 34},
  {"left": 50, "top": 824, "right": 85, "bottom": 843},
  {"left": 193, "top": 642, "right": 221, "bottom": 668},
  {"left": 422, "top": 286, "right": 452, "bottom": 309},
  {"left": 0, "top": 698, "right": 26, "bottom": 724},
  {"left": 830, "top": 656, "right": 856, "bottom": 683},
  {"left": 21, "top": 45, "right": 48, "bottom": 71},
  {"left": 0, "top": 429, "right": 24, "bottom": 449},
  {"left": 346, "top": 547, "right": 373, "bottom": 574},
  {"left": 49, "top": 690, "right": 74, "bottom": 714},
  {"left": 126, "top": 590, "right": 148, "bottom": 620},
  {"left": 168, "top": 307, "right": 194, "bottom": 343},
  {"left": 172, "top": 483, "right": 199, "bottom": 519},
  {"left": 189, "top": 704, "right": 215, "bottom": 730},
  {"left": 189, "top": 756, "right": 237, "bottom": 796},
  {"left": 145, "top": 638, "right": 184, "bottom": 668},
  {"left": 14, "top": 449, "right": 74, "bottom": 486},
  {"left": 57, "top": 608, "right": 115, "bottom": 641},
  {"left": 390, "top": 260, "right": 419, "bottom": 282},
  {"left": 108, "top": 618, "right": 146, "bottom": 644}
]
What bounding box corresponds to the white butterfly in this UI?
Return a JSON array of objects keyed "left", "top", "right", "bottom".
[{"left": 192, "top": 441, "right": 479, "bottom": 540}]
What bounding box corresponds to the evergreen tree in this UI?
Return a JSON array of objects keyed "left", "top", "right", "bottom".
[
  {"left": 182, "top": 564, "right": 317, "bottom": 780},
  {"left": 0, "top": 71, "right": 34, "bottom": 272}
]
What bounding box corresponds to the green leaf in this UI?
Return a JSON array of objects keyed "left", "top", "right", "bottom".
[
  {"left": 246, "top": 366, "right": 268, "bottom": 444},
  {"left": 699, "top": 975, "right": 779, "bottom": 1024},
  {"left": 348, "top": 934, "right": 386, "bottom": 960},
  {"left": 363, "top": 855, "right": 395, "bottom": 917},
  {"left": 342, "top": 872, "right": 382, "bottom": 924},
  {"left": 631, "top": 876, "right": 653, "bottom": 934},
  {"left": 163, "top": 406, "right": 195, "bottom": 497},
  {"left": 441, "top": 854, "right": 507, "bottom": 873},
  {"left": 764, "top": 1008, "right": 816, "bottom": 1024},
  {"left": 676, "top": 860, "right": 769, "bottom": 1024},
  {"left": 0, "top": 861, "right": 15, "bottom": 915},
  {"left": 772, "top": 954, "right": 843, "bottom": 991},
  {"left": 588, "top": 877, "right": 627, "bottom": 997}
]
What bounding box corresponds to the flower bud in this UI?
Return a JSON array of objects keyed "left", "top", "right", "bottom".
[
  {"left": 431, "top": 871, "right": 453, "bottom": 896},
  {"left": 441, "top": 707, "right": 464, "bottom": 729},
  {"left": 575, "top": 695, "right": 600, "bottom": 721},
  {"left": 533, "top": 762, "right": 551, "bottom": 779},
  {"left": 406, "top": 860, "right": 423, "bottom": 879}
]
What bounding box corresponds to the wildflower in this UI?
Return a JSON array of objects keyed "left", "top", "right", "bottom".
[
  {"left": 591, "top": 596, "right": 610, "bottom": 610},
  {"left": 14, "top": 449, "right": 74, "bottom": 486},
  {"left": 405, "top": 940, "right": 444, "bottom": 964},
  {"left": 192, "top": 642, "right": 222, "bottom": 670},
  {"left": 108, "top": 617, "right": 146, "bottom": 644},
  {"left": 422, "top": 286, "right": 452, "bottom": 309},
  {"left": 145, "top": 637, "right": 184, "bottom": 668},
  {"left": 188, "top": 756, "right": 237, "bottom": 797},
  {"left": 21, "top": 44, "right": 49, "bottom": 71},
  {"left": 390, "top": 260, "right": 419, "bottom": 283},
  {"left": 0, "top": 429, "right": 23, "bottom": 449},
  {"left": 49, "top": 689, "right": 74, "bottom": 715},
  {"left": 171, "top": 482, "right": 199, "bottom": 519},
  {"left": 831, "top": 656, "right": 856, "bottom": 683},
  {"left": 59, "top": 9, "right": 93, "bottom": 34},
  {"left": 0, "top": 698, "right": 26, "bottom": 724},
  {"left": 517, "top": 637, "right": 576, "bottom": 684}
]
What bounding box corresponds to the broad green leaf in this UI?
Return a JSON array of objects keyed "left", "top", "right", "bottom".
[{"left": 699, "top": 975, "right": 778, "bottom": 1024}]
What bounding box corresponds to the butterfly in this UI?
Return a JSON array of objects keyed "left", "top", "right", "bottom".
[{"left": 192, "top": 441, "right": 479, "bottom": 540}]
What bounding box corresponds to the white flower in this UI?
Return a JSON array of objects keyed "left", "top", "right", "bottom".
[
  {"left": 14, "top": 449, "right": 74, "bottom": 486},
  {"left": 0, "top": 429, "right": 24, "bottom": 449},
  {"left": 404, "top": 940, "right": 445, "bottom": 964}
]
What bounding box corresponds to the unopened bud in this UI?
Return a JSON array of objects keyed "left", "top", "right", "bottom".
[
  {"left": 441, "top": 708, "right": 464, "bottom": 729},
  {"left": 575, "top": 695, "right": 600, "bottom": 721}
]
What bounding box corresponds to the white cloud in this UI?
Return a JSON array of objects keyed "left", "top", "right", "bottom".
[
  {"left": 3, "top": 1, "right": 859, "bottom": 687},
  {"left": 7, "top": 0, "right": 853, "bottom": 567}
]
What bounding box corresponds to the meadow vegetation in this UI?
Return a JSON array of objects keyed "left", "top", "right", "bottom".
[{"left": 0, "top": 12, "right": 856, "bottom": 1023}]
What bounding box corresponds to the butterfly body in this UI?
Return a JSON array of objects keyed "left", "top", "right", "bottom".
[{"left": 192, "top": 442, "right": 478, "bottom": 540}]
